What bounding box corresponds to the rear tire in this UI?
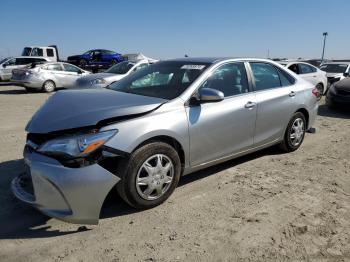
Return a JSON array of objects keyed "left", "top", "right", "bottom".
[
  {"left": 42, "top": 80, "right": 56, "bottom": 93},
  {"left": 116, "top": 142, "right": 181, "bottom": 209},
  {"left": 279, "top": 112, "right": 306, "bottom": 152}
]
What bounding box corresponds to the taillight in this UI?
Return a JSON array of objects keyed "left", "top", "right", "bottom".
[{"left": 312, "top": 87, "right": 321, "bottom": 99}]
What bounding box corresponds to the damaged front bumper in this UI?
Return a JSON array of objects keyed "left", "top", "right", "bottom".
[{"left": 11, "top": 151, "right": 120, "bottom": 225}]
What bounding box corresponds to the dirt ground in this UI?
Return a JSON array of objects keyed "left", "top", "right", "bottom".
[{"left": 0, "top": 85, "right": 349, "bottom": 262}]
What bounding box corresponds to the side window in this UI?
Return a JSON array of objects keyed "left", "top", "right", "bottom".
[
  {"left": 199, "top": 62, "right": 249, "bottom": 97},
  {"left": 46, "top": 49, "right": 54, "bottom": 57},
  {"left": 288, "top": 64, "right": 299, "bottom": 74},
  {"left": 63, "top": 63, "right": 81, "bottom": 72},
  {"left": 277, "top": 68, "right": 295, "bottom": 86},
  {"left": 299, "top": 64, "right": 314, "bottom": 74},
  {"left": 5, "top": 58, "right": 16, "bottom": 66},
  {"left": 47, "top": 64, "right": 63, "bottom": 71},
  {"left": 250, "top": 62, "right": 281, "bottom": 91},
  {"left": 31, "top": 48, "right": 43, "bottom": 57}
]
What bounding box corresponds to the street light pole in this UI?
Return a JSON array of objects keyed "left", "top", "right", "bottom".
[{"left": 321, "top": 32, "right": 328, "bottom": 63}]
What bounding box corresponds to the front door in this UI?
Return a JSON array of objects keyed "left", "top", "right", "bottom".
[{"left": 187, "top": 62, "right": 257, "bottom": 166}]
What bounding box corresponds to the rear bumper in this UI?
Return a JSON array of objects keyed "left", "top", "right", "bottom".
[
  {"left": 308, "top": 101, "right": 319, "bottom": 130},
  {"left": 11, "top": 152, "right": 120, "bottom": 224},
  {"left": 11, "top": 78, "right": 43, "bottom": 89}
]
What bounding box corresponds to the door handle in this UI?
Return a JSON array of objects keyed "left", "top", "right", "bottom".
[
  {"left": 245, "top": 101, "right": 256, "bottom": 108},
  {"left": 289, "top": 91, "right": 296, "bottom": 97}
]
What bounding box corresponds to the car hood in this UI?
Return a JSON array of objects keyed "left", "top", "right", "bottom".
[
  {"left": 334, "top": 78, "right": 350, "bottom": 91},
  {"left": 26, "top": 89, "right": 167, "bottom": 133}
]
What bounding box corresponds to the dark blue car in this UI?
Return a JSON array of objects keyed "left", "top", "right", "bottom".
[{"left": 67, "top": 49, "right": 124, "bottom": 68}]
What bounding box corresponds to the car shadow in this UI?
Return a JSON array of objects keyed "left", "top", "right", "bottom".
[
  {"left": 0, "top": 146, "right": 284, "bottom": 240},
  {"left": 318, "top": 104, "right": 350, "bottom": 119}
]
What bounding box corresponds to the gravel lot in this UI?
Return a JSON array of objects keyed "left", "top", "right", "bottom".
[{"left": 0, "top": 85, "right": 349, "bottom": 262}]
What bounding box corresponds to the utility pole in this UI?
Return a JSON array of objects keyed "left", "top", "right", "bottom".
[{"left": 321, "top": 32, "right": 328, "bottom": 63}]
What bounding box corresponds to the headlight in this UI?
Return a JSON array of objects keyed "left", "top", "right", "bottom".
[
  {"left": 91, "top": 78, "right": 107, "bottom": 85},
  {"left": 38, "top": 130, "right": 117, "bottom": 158}
]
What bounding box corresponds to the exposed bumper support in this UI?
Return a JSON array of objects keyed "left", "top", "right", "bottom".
[{"left": 12, "top": 152, "right": 120, "bottom": 225}]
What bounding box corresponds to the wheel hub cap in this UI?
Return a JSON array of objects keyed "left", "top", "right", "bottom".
[{"left": 136, "top": 154, "right": 174, "bottom": 200}]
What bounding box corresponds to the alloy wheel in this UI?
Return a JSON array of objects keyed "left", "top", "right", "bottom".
[{"left": 290, "top": 118, "right": 305, "bottom": 146}]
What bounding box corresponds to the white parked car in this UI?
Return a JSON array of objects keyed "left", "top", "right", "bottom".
[
  {"left": 0, "top": 56, "right": 49, "bottom": 81},
  {"left": 279, "top": 62, "right": 328, "bottom": 95},
  {"left": 75, "top": 59, "right": 157, "bottom": 89},
  {"left": 319, "top": 62, "right": 350, "bottom": 87}
]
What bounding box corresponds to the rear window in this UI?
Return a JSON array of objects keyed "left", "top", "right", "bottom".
[{"left": 47, "top": 49, "right": 54, "bottom": 57}]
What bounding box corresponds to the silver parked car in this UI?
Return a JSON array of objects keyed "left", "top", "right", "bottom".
[
  {"left": 11, "top": 62, "right": 90, "bottom": 92},
  {"left": 12, "top": 58, "right": 319, "bottom": 224},
  {"left": 0, "top": 56, "right": 49, "bottom": 81},
  {"left": 75, "top": 59, "right": 157, "bottom": 89}
]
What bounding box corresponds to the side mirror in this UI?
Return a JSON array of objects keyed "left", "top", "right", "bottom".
[
  {"left": 343, "top": 72, "right": 349, "bottom": 77},
  {"left": 195, "top": 88, "right": 224, "bottom": 104},
  {"left": 77, "top": 70, "right": 83, "bottom": 74},
  {"left": 2, "top": 64, "right": 7, "bottom": 68}
]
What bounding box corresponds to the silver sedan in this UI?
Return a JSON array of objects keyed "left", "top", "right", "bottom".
[
  {"left": 11, "top": 62, "right": 90, "bottom": 92},
  {"left": 12, "top": 58, "right": 319, "bottom": 224}
]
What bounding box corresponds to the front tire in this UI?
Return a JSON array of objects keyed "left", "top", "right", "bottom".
[
  {"left": 42, "top": 80, "right": 56, "bottom": 93},
  {"left": 279, "top": 112, "right": 306, "bottom": 152},
  {"left": 117, "top": 142, "right": 181, "bottom": 209}
]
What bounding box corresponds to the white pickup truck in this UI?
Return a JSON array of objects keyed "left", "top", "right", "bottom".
[{"left": 21, "top": 45, "right": 59, "bottom": 62}]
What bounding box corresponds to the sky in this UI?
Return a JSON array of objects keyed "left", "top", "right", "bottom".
[{"left": 0, "top": 0, "right": 349, "bottom": 60}]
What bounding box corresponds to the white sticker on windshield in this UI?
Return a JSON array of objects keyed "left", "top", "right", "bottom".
[{"left": 181, "top": 65, "right": 206, "bottom": 70}]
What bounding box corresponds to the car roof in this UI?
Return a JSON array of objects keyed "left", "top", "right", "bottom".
[
  {"left": 13, "top": 56, "right": 49, "bottom": 60},
  {"left": 164, "top": 57, "right": 275, "bottom": 64},
  {"left": 321, "top": 62, "right": 350, "bottom": 65}
]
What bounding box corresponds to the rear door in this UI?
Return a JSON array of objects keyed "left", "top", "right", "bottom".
[
  {"left": 44, "top": 63, "right": 65, "bottom": 87},
  {"left": 187, "top": 62, "right": 257, "bottom": 166},
  {"left": 61, "top": 63, "right": 83, "bottom": 87},
  {"left": 298, "top": 63, "right": 318, "bottom": 85},
  {"left": 249, "top": 62, "right": 297, "bottom": 147}
]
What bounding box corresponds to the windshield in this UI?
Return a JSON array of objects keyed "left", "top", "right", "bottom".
[
  {"left": 105, "top": 61, "right": 135, "bottom": 74},
  {"left": 107, "top": 61, "right": 210, "bottom": 99},
  {"left": 21, "top": 47, "right": 32, "bottom": 56},
  {"left": 320, "top": 64, "right": 348, "bottom": 73}
]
